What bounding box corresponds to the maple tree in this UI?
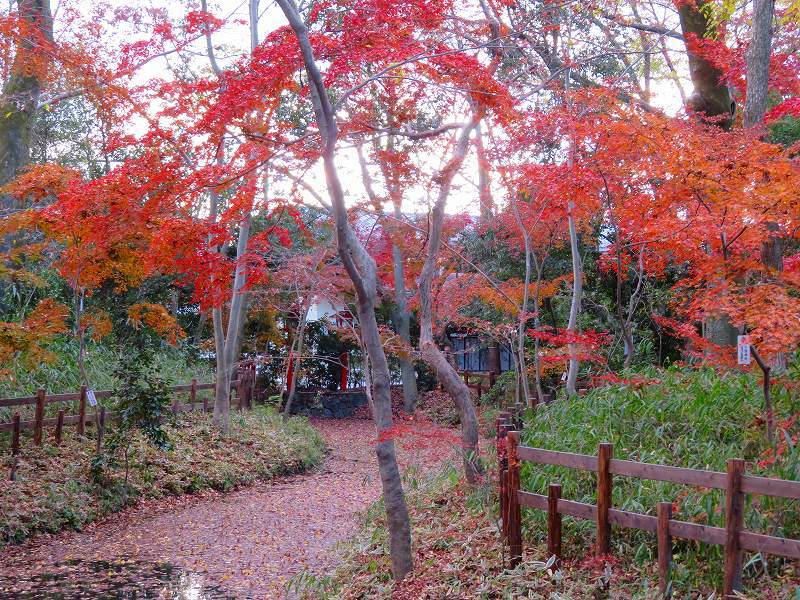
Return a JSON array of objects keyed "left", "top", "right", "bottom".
[{"left": 1, "top": 0, "right": 800, "bottom": 586}]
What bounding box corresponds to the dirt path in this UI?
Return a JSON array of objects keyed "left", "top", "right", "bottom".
[{"left": 0, "top": 417, "right": 462, "bottom": 598}]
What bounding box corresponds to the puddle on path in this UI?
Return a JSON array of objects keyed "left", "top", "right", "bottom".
[{"left": 0, "top": 558, "right": 238, "bottom": 599}]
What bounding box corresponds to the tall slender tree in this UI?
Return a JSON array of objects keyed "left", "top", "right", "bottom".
[
  {"left": 274, "top": 0, "right": 414, "bottom": 579},
  {"left": 0, "top": 0, "right": 52, "bottom": 259}
]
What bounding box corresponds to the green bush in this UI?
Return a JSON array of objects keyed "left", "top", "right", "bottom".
[
  {"left": 0, "top": 338, "right": 213, "bottom": 399},
  {"left": 0, "top": 340, "right": 214, "bottom": 429},
  {"left": 519, "top": 367, "right": 800, "bottom": 594},
  {"left": 481, "top": 370, "right": 517, "bottom": 407}
]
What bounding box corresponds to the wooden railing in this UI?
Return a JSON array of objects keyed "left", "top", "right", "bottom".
[
  {"left": 460, "top": 370, "right": 495, "bottom": 400},
  {"left": 1, "top": 371, "right": 260, "bottom": 481},
  {"left": 459, "top": 370, "right": 560, "bottom": 404},
  {"left": 0, "top": 380, "right": 219, "bottom": 435},
  {"left": 495, "top": 413, "right": 800, "bottom": 598}
]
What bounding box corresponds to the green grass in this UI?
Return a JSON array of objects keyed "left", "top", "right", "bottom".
[
  {"left": 0, "top": 339, "right": 214, "bottom": 424},
  {"left": 0, "top": 407, "right": 325, "bottom": 546},
  {"left": 519, "top": 366, "right": 800, "bottom": 595},
  {"left": 308, "top": 369, "right": 800, "bottom": 598},
  {"left": 0, "top": 338, "right": 213, "bottom": 398}
]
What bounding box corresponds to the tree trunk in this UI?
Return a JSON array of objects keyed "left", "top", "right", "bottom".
[
  {"left": 420, "top": 340, "right": 481, "bottom": 481},
  {"left": 743, "top": 0, "right": 774, "bottom": 128},
  {"left": 566, "top": 209, "right": 582, "bottom": 396},
  {"left": 392, "top": 222, "right": 417, "bottom": 413},
  {"left": 0, "top": 0, "right": 53, "bottom": 267},
  {"left": 531, "top": 255, "right": 546, "bottom": 402},
  {"left": 616, "top": 243, "right": 635, "bottom": 369},
  {"left": 276, "top": 0, "right": 413, "bottom": 578},
  {"left": 193, "top": 310, "right": 208, "bottom": 345},
  {"left": 476, "top": 121, "right": 501, "bottom": 379},
  {"left": 0, "top": 0, "right": 52, "bottom": 195},
  {"left": 212, "top": 216, "right": 252, "bottom": 431},
  {"left": 744, "top": 1, "right": 784, "bottom": 370},
  {"left": 206, "top": 4, "right": 258, "bottom": 432},
  {"left": 225, "top": 219, "right": 252, "bottom": 364},
  {"left": 487, "top": 342, "right": 501, "bottom": 376},
  {"left": 417, "top": 114, "right": 483, "bottom": 483},
  {"left": 212, "top": 307, "right": 230, "bottom": 430},
  {"left": 323, "top": 157, "right": 413, "bottom": 579},
  {"left": 678, "top": 1, "right": 739, "bottom": 348},
  {"left": 510, "top": 193, "right": 533, "bottom": 407},
  {"left": 475, "top": 121, "right": 493, "bottom": 221},
  {"left": 359, "top": 128, "right": 418, "bottom": 413},
  {"left": 74, "top": 288, "right": 88, "bottom": 386},
  {"left": 282, "top": 306, "right": 308, "bottom": 419},
  {"left": 677, "top": 0, "right": 736, "bottom": 129}
]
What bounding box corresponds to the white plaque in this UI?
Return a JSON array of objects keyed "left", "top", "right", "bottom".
[{"left": 737, "top": 336, "right": 751, "bottom": 365}]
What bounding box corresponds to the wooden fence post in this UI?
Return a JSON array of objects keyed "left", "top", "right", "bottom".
[
  {"left": 236, "top": 375, "right": 244, "bottom": 410},
  {"left": 172, "top": 390, "right": 180, "bottom": 416},
  {"left": 203, "top": 387, "right": 209, "bottom": 413},
  {"left": 596, "top": 442, "right": 613, "bottom": 556},
  {"left": 77, "top": 385, "right": 87, "bottom": 436},
  {"left": 489, "top": 371, "right": 496, "bottom": 388},
  {"left": 190, "top": 378, "right": 197, "bottom": 411},
  {"left": 496, "top": 415, "right": 509, "bottom": 538},
  {"left": 96, "top": 407, "right": 106, "bottom": 452},
  {"left": 54, "top": 409, "right": 64, "bottom": 446},
  {"left": 507, "top": 430, "right": 523, "bottom": 566},
  {"left": 245, "top": 367, "right": 253, "bottom": 409},
  {"left": 10, "top": 413, "right": 20, "bottom": 481},
  {"left": 723, "top": 458, "right": 745, "bottom": 597},
  {"left": 11, "top": 413, "right": 20, "bottom": 456},
  {"left": 657, "top": 502, "right": 673, "bottom": 598},
  {"left": 477, "top": 380, "right": 482, "bottom": 401},
  {"left": 548, "top": 483, "right": 562, "bottom": 562},
  {"left": 33, "top": 388, "right": 45, "bottom": 446}
]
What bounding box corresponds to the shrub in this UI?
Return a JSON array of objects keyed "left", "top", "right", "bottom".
[{"left": 519, "top": 367, "right": 800, "bottom": 593}]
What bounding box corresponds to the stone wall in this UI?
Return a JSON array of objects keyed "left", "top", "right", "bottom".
[{"left": 290, "top": 389, "right": 369, "bottom": 418}]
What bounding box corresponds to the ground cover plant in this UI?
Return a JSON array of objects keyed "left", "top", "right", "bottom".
[
  {"left": 301, "top": 369, "right": 800, "bottom": 598},
  {"left": 334, "top": 479, "right": 797, "bottom": 599},
  {"left": 0, "top": 407, "right": 325, "bottom": 545},
  {"left": 520, "top": 367, "right": 800, "bottom": 596},
  {"left": 1, "top": 0, "right": 800, "bottom": 591},
  {"left": 0, "top": 340, "right": 213, "bottom": 405}
]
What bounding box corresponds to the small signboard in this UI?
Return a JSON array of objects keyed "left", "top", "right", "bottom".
[
  {"left": 737, "top": 336, "right": 751, "bottom": 365},
  {"left": 86, "top": 389, "right": 97, "bottom": 407}
]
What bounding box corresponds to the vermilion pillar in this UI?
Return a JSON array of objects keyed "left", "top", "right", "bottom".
[{"left": 339, "top": 352, "right": 349, "bottom": 390}]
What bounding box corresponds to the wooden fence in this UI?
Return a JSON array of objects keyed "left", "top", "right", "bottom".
[
  {"left": 495, "top": 412, "right": 800, "bottom": 598},
  {"left": 460, "top": 370, "right": 495, "bottom": 401},
  {"left": 2, "top": 371, "right": 257, "bottom": 480},
  {"left": 460, "top": 370, "right": 567, "bottom": 404}
]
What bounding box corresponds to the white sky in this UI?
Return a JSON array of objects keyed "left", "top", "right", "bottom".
[{"left": 58, "top": 0, "right": 691, "bottom": 217}]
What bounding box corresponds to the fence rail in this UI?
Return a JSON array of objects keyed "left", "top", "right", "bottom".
[
  {"left": 0, "top": 382, "right": 222, "bottom": 432},
  {"left": 3, "top": 370, "right": 261, "bottom": 477},
  {"left": 496, "top": 412, "right": 800, "bottom": 598},
  {"left": 459, "top": 370, "right": 494, "bottom": 400}
]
